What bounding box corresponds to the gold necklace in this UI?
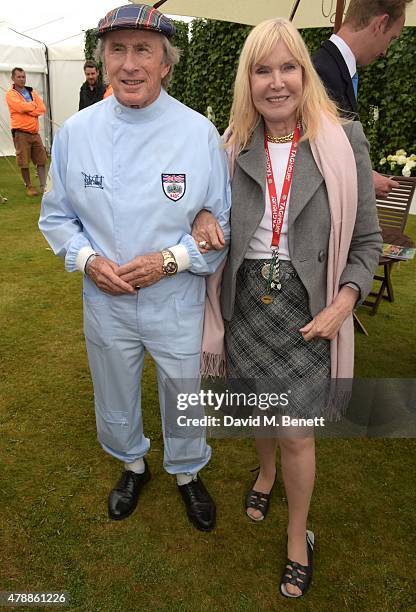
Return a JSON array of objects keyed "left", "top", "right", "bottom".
[{"left": 266, "top": 131, "right": 295, "bottom": 144}]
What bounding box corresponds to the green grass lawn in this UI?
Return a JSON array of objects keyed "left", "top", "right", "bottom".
[{"left": 0, "top": 157, "right": 415, "bottom": 612}]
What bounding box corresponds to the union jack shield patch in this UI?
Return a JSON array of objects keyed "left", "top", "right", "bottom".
[{"left": 161, "top": 174, "right": 186, "bottom": 202}]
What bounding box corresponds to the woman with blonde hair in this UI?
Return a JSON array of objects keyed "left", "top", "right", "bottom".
[{"left": 194, "top": 17, "right": 381, "bottom": 597}]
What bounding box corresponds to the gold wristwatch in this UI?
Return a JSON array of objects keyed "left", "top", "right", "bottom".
[{"left": 161, "top": 249, "right": 178, "bottom": 276}]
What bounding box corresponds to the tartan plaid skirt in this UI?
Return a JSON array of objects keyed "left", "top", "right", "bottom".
[{"left": 225, "top": 259, "right": 330, "bottom": 418}]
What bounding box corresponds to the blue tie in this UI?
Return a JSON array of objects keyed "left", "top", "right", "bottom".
[{"left": 351, "top": 72, "right": 359, "bottom": 99}]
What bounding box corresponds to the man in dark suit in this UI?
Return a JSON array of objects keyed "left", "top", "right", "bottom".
[{"left": 313, "top": 0, "right": 412, "bottom": 198}]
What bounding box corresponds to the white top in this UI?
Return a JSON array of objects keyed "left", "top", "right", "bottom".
[
  {"left": 246, "top": 141, "right": 292, "bottom": 261},
  {"left": 330, "top": 33, "right": 357, "bottom": 78}
]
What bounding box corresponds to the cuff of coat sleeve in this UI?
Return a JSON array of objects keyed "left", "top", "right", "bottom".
[
  {"left": 344, "top": 282, "right": 360, "bottom": 293},
  {"left": 76, "top": 246, "right": 97, "bottom": 274},
  {"left": 341, "top": 282, "right": 361, "bottom": 304},
  {"left": 169, "top": 244, "right": 190, "bottom": 272}
]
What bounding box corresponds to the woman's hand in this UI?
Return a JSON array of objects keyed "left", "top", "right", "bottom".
[
  {"left": 191, "top": 209, "right": 225, "bottom": 253},
  {"left": 299, "top": 286, "right": 358, "bottom": 341}
]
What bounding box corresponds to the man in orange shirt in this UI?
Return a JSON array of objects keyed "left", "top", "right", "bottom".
[
  {"left": 6, "top": 67, "right": 48, "bottom": 197},
  {"left": 103, "top": 83, "right": 113, "bottom": 99}
]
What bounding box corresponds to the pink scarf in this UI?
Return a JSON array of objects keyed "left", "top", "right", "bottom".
[{"left": 200, "top": 113, "right": 357, "bottom": 379}]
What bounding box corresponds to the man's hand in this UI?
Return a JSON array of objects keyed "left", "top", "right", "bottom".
[
  {"left": 86, "top": 256, "right": 135, "bottom": 296},
  {"left": 117, "top": 252, "right": 164, "bottom": 288},
  {"left": 299, "top": 286, "right": 358, "bottom": 341},
  {"left": 373, "top": 171, "right": 397, "bottom": 198},
  {"left": 191, "top": 209, "right": 225, "bottom": 253}
]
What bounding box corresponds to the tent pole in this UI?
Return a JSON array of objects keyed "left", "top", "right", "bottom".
[
  {"left": 289, "top": 0, "right": 302, "bottom": 21},
  {"left": 43, "top": 46, "right": 52, "bottom": 150},
  {"left": 334, "top": 0, "right": 345, "bottom": 32}
]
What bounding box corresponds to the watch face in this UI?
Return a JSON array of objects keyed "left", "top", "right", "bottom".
[{"left": 165, "top": 261, "right": 178, "bottom": 275}]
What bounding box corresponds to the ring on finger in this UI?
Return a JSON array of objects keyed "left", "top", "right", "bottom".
[{"left": 198, "top": 240, "right": 208, "bottom": 249}]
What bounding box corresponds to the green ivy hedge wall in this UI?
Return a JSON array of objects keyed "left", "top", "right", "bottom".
[
  {"left": 85, "top": 22, "right": 415, "bottom": 167},
  {"left": 180, "top": 20, "right": 251, "bottom": 132}
]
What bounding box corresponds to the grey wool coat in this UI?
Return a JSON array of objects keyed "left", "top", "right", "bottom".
[{"left": 220, "top": 120, "right": 382, "bottom": 321}]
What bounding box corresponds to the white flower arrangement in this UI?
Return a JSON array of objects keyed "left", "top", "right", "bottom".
[{"left": 380, "top": 149, "right": 416, "bottom": 177}]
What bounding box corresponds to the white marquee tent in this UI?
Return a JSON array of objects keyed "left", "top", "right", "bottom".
[
  {"left": 0, "top": 22, "right": 85, "bottom": 157},
  {"left": 0, "top": 24, "right": 47, "bottom": 156},
  {"left": 48, "top": 34, "right": 85, "bottom": 135}
]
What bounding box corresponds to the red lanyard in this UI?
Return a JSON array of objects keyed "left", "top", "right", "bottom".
[{"left": 264, "top": 122, "right": 301, "bottom": 248}]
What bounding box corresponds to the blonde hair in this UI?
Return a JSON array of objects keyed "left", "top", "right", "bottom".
[{"left": 227, "top": 18, "right": 340, "bottom": 152}]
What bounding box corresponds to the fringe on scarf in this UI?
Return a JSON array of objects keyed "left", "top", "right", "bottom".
[{"left": 200, "top": 351, "right": 227, "bottom": 379}]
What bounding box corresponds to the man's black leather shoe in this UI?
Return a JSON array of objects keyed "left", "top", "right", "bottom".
[
  {"left": 177, "top": 475, "right": 216, "bottom": 532},
  {"left": 108, "top": 459, "right": 151, "bottom": 521}
]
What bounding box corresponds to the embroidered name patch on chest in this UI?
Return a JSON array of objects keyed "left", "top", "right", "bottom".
[
  {"left": 82, "top": 172, "right": 104, "bottom": 189},
  {"left": 161, "top": 174, "right": 186, "bottom": 202}
]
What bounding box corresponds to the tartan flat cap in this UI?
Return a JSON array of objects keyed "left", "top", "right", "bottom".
[{"left": 97, "top": 3, "right": 175, "bottom": 38}]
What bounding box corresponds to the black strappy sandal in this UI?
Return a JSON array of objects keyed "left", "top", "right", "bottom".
[
  {"left": 280, "top": 530, "right": 314, "bottom": 598},
  {"left": 244, "top": 467, "right": 274, "bottom": 522}
]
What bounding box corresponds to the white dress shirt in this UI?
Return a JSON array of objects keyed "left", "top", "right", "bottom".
[{"left": 329, "top": 33, "right": 357, "bottom": 78}]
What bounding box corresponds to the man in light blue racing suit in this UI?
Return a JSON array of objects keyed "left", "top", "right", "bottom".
[{"left": 39, "top": 3, "right": 230, "bottom": 531}]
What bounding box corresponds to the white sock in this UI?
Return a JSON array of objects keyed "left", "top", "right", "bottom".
[
  {"left": 176, "top": 472, "right": 198, "bottom": 486},
  {"left": 125, "top": 457, "right": 145, "bottom": 474}
]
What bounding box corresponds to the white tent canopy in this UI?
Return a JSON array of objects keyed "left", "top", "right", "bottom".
[
  {"left": 0, "top": 24, "right": 48, "bottom": 156},
  {"left": 0, "top": 1, "right": 140, "bottom": 158},
  {"left": 0, "top": 22, "right": 85, "bottom": 157},
  {"left": 48, "top": 33, "right": 85, "bottom": 136}
]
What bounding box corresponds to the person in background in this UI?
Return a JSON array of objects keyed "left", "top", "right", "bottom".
[
  {"left": 5, "top": 67, "right": 48, "bottom": 197},
  {"left": 312, "top": 0, "right": 412, "bottom": 198},
  {"left": 193, "top": 17, "right": 381, "bottom": 598},
  {"left": 39, "top": 3, "right": 230, "bottom": 533},
  {"left": 78, "top": 60, "right": 106, "bottom": 110}
]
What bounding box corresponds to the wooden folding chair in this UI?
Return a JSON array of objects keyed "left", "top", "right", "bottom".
[{"left": 363, "top": 175, "right": 416, "bottom": 316}]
